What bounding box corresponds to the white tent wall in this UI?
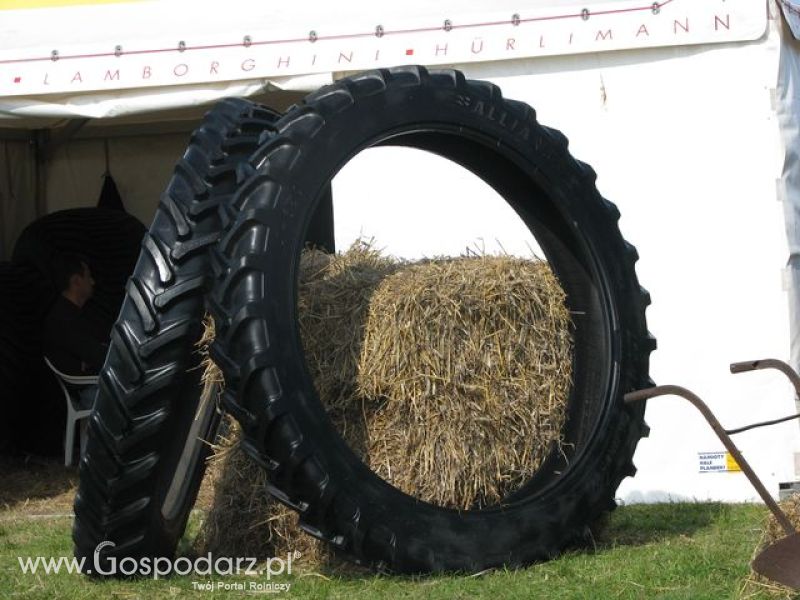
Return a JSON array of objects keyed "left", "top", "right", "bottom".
[
  {"left": 0, "top": 139, "right": 36, "bottom": 259},
  {"left": 329, "top": 7, "right": 800, "bottom": 503},
  {"left": 494, "top": 24, "right": 798, "bottom": 503},
  {"left": 778, "top": 5, "right": 800, "bottom": 421}
]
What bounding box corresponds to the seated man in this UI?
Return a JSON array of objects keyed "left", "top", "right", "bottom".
[{"left": 43, "top": 253, "right": 109, "bottom": 409}]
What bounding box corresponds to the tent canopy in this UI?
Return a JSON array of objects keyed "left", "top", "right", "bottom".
[{"left": 0, "top": 0, "right": 765, "bottom": 126}]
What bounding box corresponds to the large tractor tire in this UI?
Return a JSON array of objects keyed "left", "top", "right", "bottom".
[
  {"left": 72, "top": 99, "right": 280, "bottom": 574},
  {"left": 208, "top": 66, "right": 655, "bottom": 573}
]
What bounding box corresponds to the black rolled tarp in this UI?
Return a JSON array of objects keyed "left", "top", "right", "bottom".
[{"left": 1, "top": 208, "right": 145, "bottom": 455}]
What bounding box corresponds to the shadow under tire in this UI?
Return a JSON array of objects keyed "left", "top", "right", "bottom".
[
  {"left": 208, "top": 66, "right": 656, "bottom": 573},
  {"left": 72, "top": 98, "right": 280, "bottom": 575}
]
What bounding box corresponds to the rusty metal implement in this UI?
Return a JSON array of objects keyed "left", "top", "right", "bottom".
[{"left": 624, "top": 358, "right": 800, "bottom": 591}]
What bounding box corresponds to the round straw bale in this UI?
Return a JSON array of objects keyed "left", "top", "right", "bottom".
[
  {"left": 760, "top": 494, "right": 800, "bottom": 550},
  {"left": 296, "top": 241, "right": 399, "bottom": 414},
  {"left": 198, "top": 241, "right": 573, "bottom": 563},
  {"left": 358, "top": 255, "right": 572, "bottom": 509},
  {"left": 198, "top": 416, "right": 331, "bottom": 565}
]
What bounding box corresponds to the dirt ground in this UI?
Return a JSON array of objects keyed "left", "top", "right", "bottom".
[
  {"left": 0, "top": 456, "right": 77, "bottom": 518},
  {"left": 0, "top": 455, "right": 215, "bottom": 520}
]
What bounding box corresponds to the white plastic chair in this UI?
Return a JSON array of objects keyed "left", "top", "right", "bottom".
[{"left": 44, "top": 357, "right": 98, "bottom": 467}]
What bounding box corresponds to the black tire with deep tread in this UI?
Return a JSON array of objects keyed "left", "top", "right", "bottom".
[
  {"left": 209, "top": 66, "right": 656, "bottom": 573},
  {"left": 72, "top": 98, "right": 280, "bottom": 574}
]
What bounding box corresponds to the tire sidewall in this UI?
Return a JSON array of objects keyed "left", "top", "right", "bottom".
[{"left": 248, "top": 72, "right": 649, "bottom": 568}]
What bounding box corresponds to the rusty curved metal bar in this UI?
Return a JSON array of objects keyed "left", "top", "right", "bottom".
[
  {"left": 730, "top": 358, "right": 800, "bottom": 395},
  {"left": 624, "top": 385, "right": 796, "bottom": 537},
  {"left": 728, "top": 359, "right": 800, "bottom": 435}
]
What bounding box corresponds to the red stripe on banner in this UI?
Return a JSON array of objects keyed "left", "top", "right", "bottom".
[{"left": 0, "top": 0, "right": 677, "bottom": 66}]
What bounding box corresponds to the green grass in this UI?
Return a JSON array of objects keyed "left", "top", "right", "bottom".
[{"left": 0, "top": 503, "right": 792, "bottom": 599}]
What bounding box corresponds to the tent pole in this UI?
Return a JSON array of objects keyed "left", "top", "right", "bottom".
[{"left": 33, "top": 129, "right": 48, "bottom": 218}]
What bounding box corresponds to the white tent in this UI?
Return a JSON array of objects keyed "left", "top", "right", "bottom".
[{"left": 1, "top": 0, "right": 798, "bottom": 503}]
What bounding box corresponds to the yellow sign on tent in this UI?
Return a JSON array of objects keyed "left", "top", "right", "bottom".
[
  {"left": 699, "top": 451, "right": 742, "bottom": 473},
  {"left": 726, "top": 452, "right": 742, "bottom": 473}
]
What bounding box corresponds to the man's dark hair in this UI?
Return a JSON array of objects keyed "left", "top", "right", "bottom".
[{"left": 52, "top": 253, "right": 90, "bottom": 292}]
